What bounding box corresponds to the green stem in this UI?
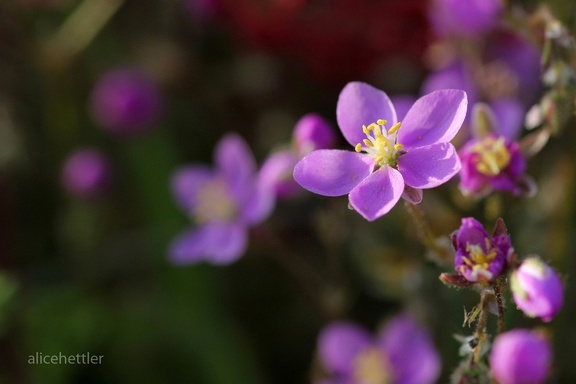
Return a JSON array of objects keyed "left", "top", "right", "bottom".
[
  {"left": 43, "top": 0, "right": 125, "bottom": 67},
  {"left": 472, "top": 292, "right": 489, "bottom": 365},
  {"left": 403, "top": 202, "right": 452, "bottom": 265},
  {"left": 492, "top": 279, "right": 506, "bottom": 334}
]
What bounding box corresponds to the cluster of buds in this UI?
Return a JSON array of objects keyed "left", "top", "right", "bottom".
[{"left": 440, "top": 217, "right": 563, "bottom": 383}]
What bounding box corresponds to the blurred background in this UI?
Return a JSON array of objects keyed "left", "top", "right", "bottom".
[{"left": 1, "top": 0, "right": 576, "bottom": 383}]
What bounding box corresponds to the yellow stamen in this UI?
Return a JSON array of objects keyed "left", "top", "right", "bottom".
[
  {"left": 357, "top": 118, "right": 403, "bottom": 167},
  {"left": 471, "top": 136, "right": 511, "bottom": 176},
  {"left": 388, "top": 122, "right": 401, "bottom": 135}
]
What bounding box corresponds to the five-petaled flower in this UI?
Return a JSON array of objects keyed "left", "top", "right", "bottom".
[
  {"left": 294, "top": 82, "right": 467, "bottom": 221},
  {"left": 168, "top": 134, "right": 274, "bottom": 265},
  {"left": 452, "top": 217, "right": 514, "bottom": 283},
  {"left": 458, "top": 103, "right": 535, "bottom": 197},
  {"left": 316, "top": 314, "right": 440, "bottom": 384}
]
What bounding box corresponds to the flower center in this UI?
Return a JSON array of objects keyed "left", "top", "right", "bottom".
[
  {"left": 462, "top": 239, "right": 497, "bottom": 277},
  {"left": 471, "top": 136, "right": 511, "bottom": 176},
  {"left": 353, "top": 347, "right": 392, "bottom": 384},
  {"left": 194, "top": 178, "right": 237, "bottom": 224},
  {"left": 355, "top": 119, "right": 404, "bottom": 168}
]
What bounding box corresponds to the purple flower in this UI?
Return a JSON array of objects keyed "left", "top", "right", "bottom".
[
  {"left": 422, "top": 31, "right": 541, "bottom": 118},
  {"left": 61, "top": 147, "right": 112, "bottom": 199},
  {"left": 458, "top": 103, "right": 533, "bottom": 197},
  {"left": 489, "top": 329, "right": 552, "bottom": 384},
  {"left": 452, "top": 217, "right": 513, "bottom": 283},
  {"left": 316, "top": 314, "right": 440, "bottom": 384},
  {"left": 459, "top": 135, "right": 526, "bottom": 196},
  {"left": 90, "top": 68, "right": 163, "bottom": 135},
  {"left": 511, "top": 257, "right": 564, "bottom": 322},
  {"left": 260, "top": 113, "right": 336, "bottom": 198},
  {"left": 294, "top": 82, "right": 467, "bottom": 221},
  {"left": 169, "top": 134, "right": 274, "bottom": 265},
  {"left": 429, "top": 0, "right": 504, "bottom": 38}
]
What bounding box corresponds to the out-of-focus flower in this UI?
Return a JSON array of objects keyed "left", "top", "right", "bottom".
[
  {"left": 213, "top": 0, "right": 430, "bottom": 82},
  {"left": 169, "top": 134, "right": 274, "bottom": 265},
  {"left": 294, "top": 82, "right": 466, "bottom": 221},
  {"left": 423, "top": 30, "right": 541, "bottom": 134},
  {"left": 61, "top": 147, "right": 112, "bottom": 199},
  {"left": 316, "top": 314, "right": 440, "bottom": 384},
  {"left": 429, "top": 0, "right": 504, "bottom": 38},
  {"left": 452, "top": 217, "right": 513, "bottom": 283},
  {"left": 260, "top": 113, "right": 335, "bottom": 198},
  {"left": 90, "top": 68, "right": 163, "bottom": 135},
  {"left": 458, "top": 103, "right": 534, "bottom": 197},
  {"left": 184, "top": 0, "right": 218, "bottom": 21},
  {"left": 511, "top": 257, "right": 563, "bottom": 322},
  {"left": 489, "top": 329, "right": 552, "bottom": 384}
]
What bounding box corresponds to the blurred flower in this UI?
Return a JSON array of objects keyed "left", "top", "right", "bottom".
[
  {"left": 458, "top": 103, "right": 534, "bottom": 197},
  {"left": 459, "top": 135, "right": 525, "bottom": 197},
  {"left": 213, "top": 0, "right": 430, "bottom": 82},
  {"left": 90, "top": 68, "right": 163, "bottom": 135},
  {"left": 489, "top": 329, "right": 552, "bottom": 384},
  {"left": 294, "top": 82, "right": 466, "bottom": 221},
  {"left": 260, "top": 113, "right": 336, "bottom": 198},
  {"left": 184, "top": 0, "right": 219, "bottom": 21},
  {"left": 452, "top": 217, "right": 513, "bottom": 283},
  {"left": 316, "top": 314, "right": 440, "bottom": 384},
  {"left": 429, "top": 0, "right": 504, "bottom": 38},
  {"left": 511, "top": 257, "right": 563, "bottom": 322},
  {"left": 61, "top": 147, "right": 112, "bottom": 199},
  {"left": 169, "top": 134, "right": 274, "bottom": 265},
  {"left": 423, "top": 30, "right": 541, "bottom": 136}
]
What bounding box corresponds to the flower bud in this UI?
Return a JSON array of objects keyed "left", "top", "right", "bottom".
[
  {"left": 61, "top": 148, "right": 112, "bottom": 199},
  {"left": 489, "top": 329, "right": 551, "bottom": 384},
  {"left": 293, "top": 113, "right": 335, "bottom": 155},
  {"left": 90, "top": 68, "right": 163, "bottom": 135},
  {"left": 511, "top": 257, "right": 563, "bottom": 322}
]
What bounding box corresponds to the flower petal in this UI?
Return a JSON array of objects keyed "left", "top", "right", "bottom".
[
  {"left": 214, "top": 133, "right": 257, "bottom": 196},
  {"left": 170, "top": 165, "right": 215, "bottom": 212},
  {"left": 377, "top": 314, "right": 441, "bottom": 384},
  {"left": 348, "top": 167, "right": 404, "bottom": 221},
  {"left": 456, "top": 217, "right": 489, "bottom": 251},
  {"left": 168, "top": 223, "right": 248, "bottom": 265},
  {"left": 421, "top": 61, "right": 478, "bottom": 105},
  {"left": 293, "top": 113, "right": 336, "bottom": 153},
  {"left": 317, "top": 322, "right": 373, "bottom": 377},
  {"left": 391, "top": 95, "right": 417, "bottom": 121},
  {"left": 398, "top": 89, "right": 467, "bottom": 148},
  {"left": 398, "top": 143, "right": 461, "bottom": 188},
  {"left": 336, "top": 82, "right": 397, "bottom": 147},
  {"left": 241, "top": 178, "right": 276, "bottom": 225},
  {"left": 490, "top": 99, "right": 524, "bottom": 140},
  {"left": 293, "top": 150, "right": 373, "bottom": 196},
  {"left": 259, "top": 150, "right": 300, "bottom": 198},
  {"left": 402, "top": 185, "right": 423, "bottom": 205}
]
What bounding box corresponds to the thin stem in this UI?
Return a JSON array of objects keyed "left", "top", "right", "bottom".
[
  {"left": 492, "top": 279, "right": 506, "bottom": 334},
  {"left": 43, "top": 0, "right": 125, "bottom": 66},
  {"left": 403, "top": 202, "right": 452, "bottom": 265},
  {"left": 253, "top": 227, "right": 347, "bottom": 319},
  {"left": 472, "top": 291, "right": 489, "bottom": 365}
]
